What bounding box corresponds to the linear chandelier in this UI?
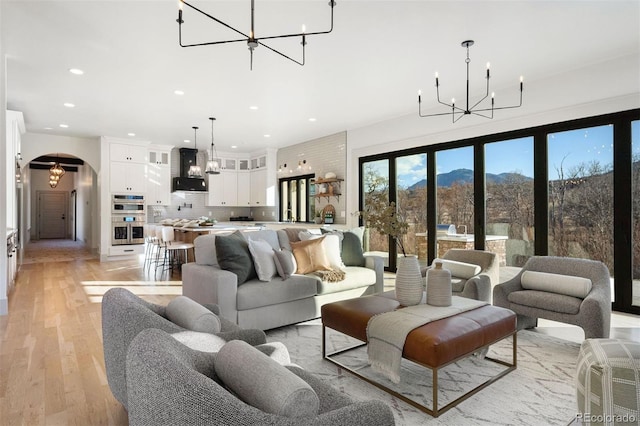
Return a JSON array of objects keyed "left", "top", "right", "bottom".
[
  {"left": 418, "top": 40, "right": 523, "bottom": 122},
  {"left": 177, "top": 0, "right": 336, "bottom": 70}
]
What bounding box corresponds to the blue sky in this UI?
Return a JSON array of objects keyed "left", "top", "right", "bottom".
[{"left": 369, "top": 121, "right": 639, "bottom": 189}]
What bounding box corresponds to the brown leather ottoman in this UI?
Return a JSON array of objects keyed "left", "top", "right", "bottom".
[{"left": 321, "top": 291, "right": 517, "bottom": 417}]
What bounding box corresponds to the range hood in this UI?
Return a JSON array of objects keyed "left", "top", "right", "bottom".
[{"left": 172, "top": 148, "right": 208, "bottom": 192}]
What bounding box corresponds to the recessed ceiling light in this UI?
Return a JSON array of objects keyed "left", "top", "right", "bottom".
[
  {"left": 127, "top": 133, "right": 136, "bottom": 137},
  {"left": 44, "top": 127, "right": 53, "bottom": 130},
  {"left": 63, "top": 102, "right": 75, "bottom": 108},
  {"left": 263, "top": 134, "right": 271, "bottom": 138},
  {"left": 174, "top": 90, "right": 185, "bottom": 95},
  {"left": 184, "top": 139, "right": 191, "bottom": 143},
  {"left": 59, "top": 124, "right": 69, "bottom": 128},
  {"left": 308, "top": 118, "right": 317, "bottom": 122},
  {"left": 249, "top": 106, "right": 258, "bottom": 110},
  {"left": 231, "top": 145, "right": 238, "bottom": 149},
  {"left": 69, "top": 68, "right": 84, "bottom": 75}
]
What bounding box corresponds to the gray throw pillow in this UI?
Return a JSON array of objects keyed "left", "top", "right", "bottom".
[
  {"left": 342, "top": 231, "right": 366, "bottom": 266},
  {"left": 215, "top": 340, "right": 319, "bottom": 418},
  {"left": 215, "top": 231, "right": 257, "bottom": 284},
  {"left": 273, "top": 249, "right": 297, "bottom": 280},
  {"left": 165, "top": 295, "right": 222, "bottom": 333}
]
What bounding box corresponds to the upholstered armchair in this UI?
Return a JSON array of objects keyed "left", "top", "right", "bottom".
[
  {"left": 101, "top": 287, "right": 266, "bottom": 409},
  {"left": 126, "top": 328, "right": 395, "bottom": 426},
  {"left": 421, "top": 249, "right": 499, "bottom": 303},
  {"left": 493, "top": 256, "right": 611, "bottom": 339}
]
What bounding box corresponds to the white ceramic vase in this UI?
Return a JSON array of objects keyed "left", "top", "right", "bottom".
[
  {"left": 395, "top": 255, "right": 424, "bottom": 306},
  {"left": 426, "top": 261, "right": 452, "bottom": 306}
]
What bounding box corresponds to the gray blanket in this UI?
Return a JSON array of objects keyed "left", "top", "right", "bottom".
[{"left": 366, "top": 296, "right": 487, "bottom": 383}]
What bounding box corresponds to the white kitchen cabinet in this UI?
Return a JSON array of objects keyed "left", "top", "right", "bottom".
[
  {"left": 250, "top": 168, "right": 268, "bottom": 206},
  {"left": 147, "top": 164, "right": 171, "bottom": 205},
  {"left": 207, "top": 171, "right": 237, "bottom": 206},
  {"left": 237, "top": 172, "right": 251, "bottom": 206},
  {"left": 110, "top": 143, "right": 147, "bottom": 163},
  {"left": 148, "top": 150, "right": 170, "bottom": 165},
  {"left": 238, "top": 159, "right": 250, "bottom": 171},
  {"left": 250, "top": 155, "right": 267, "bottom": 170},
  {"left": 111, "top": 162, "right": 147, "bottom": 193}
]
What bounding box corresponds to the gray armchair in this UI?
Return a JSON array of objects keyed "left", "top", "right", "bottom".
[
  {"left": 421, "top": 249, "right": 499, "bottom": 303},
  {"left": 493, "top": 256, "right": 611, "bottom": 339},
  {"left": 126, "top": 328, "right": 396, "bottom": 426},
  {"left": 101, "top": 287, "right": 266, "bottom": 409}
]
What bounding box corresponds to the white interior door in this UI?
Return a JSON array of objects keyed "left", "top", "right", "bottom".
[{"left": 38, "top": 191, "right": 68, "bottom": 239}]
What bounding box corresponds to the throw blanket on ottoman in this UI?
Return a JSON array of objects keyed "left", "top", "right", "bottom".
[{"left": 366, "top": 296, "right": 487, "bottom": 383}]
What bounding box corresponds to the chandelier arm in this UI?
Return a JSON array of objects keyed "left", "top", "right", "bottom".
[
  {"left": 469, "top": 110, "right": 494, "bottom": 119},
  {"left": 469, "top": 93, "right": 490, "bottom": 111},
  {"left": 257, "top": 39, "right": 305, "bottom": 66},
  {"left": 180, "top": 0, "right": 249, "bottom": 40},
  {"left": 473, "top": 97, "right": 523, "bottom": 113}
]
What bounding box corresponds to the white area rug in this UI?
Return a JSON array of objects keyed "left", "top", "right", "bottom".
[{"left": 266, "top": 319, "right": 580, "bottom": 426}]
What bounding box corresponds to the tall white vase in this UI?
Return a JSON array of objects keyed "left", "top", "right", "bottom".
[
  {"left": 395, "top": 255, "right": 424, "bottom": 306},
  {"left": 426, "top": 261, "right": 452, "bottom": 306}
]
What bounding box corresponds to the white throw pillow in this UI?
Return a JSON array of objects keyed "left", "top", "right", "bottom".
[
  {"left": 273, "top": 249, "right": 297, "bottom": 280},
  {"left": 322, "top": 234, "right": 344, "bottom": 270},
  {"left": 433, "top": 258, "right": 482, "bottom": 279},
  {"left": 247, "top": 238, "right": 277, "bottom": 281},
  {"left": 171, "top": 331, "right": 227, "bottom": 352},
  {"left": 521, "top": 270, "right": 592, "bottom": 298}
]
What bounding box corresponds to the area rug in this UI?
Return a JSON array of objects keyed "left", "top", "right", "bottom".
[{"left": 266, "top": 319, "right": 580, "bottom": 426}]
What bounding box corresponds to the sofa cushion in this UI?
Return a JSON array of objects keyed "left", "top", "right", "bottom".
[
  {"left": 451, "top": 277, "right": 466, "bottom": 293},
  {"left": 215, "top": 231, "right": 257, "bottom": 284},
  {"left": 165, "top": 295, "right": 222, "bottom": 333},
  {"left": 507, "top": 290, "right": 583, "bottom": 314},
  {"left": 247, "top": 238, "right": 277, "bottom": 282},
  {"left": 243, "top": 229, "right": 280, "bottom": 251},
  {"left": 433, "top": 258, "right": 481, "bottom": 279},
  {"left": 314, "top": 266, "right": 376, "bottom": 295},
  {"left": 521, "top": 270, "right": 592, "bottom": 298},
  {"left": 236, "top": 276, "right": 318, "bottom": 310},
  {"left": 290, "top": 237, "right": 332, "bottom": 274},
  {"left": 273, "top": 249, "right": 297, "bottom": 280},
  {"left": 342, "top": 231, "right": 366, "bottom": 266},
  {"left": 193, "top": 232, "right": 232, "bottom": 266},
  {"left": 215, "top": 340, "right": 319, "bottom": 418}
]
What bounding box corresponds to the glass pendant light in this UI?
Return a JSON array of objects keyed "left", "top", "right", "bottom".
[
  {"left": 188, "top": 126, "right": 203, "bottom": 178},
  {"left": 205, "top": 117, "right": 221, "bottom": 175}
]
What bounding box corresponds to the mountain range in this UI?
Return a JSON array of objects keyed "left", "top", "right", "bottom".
[{"left": 407, "top": 168, "right": 532, "bottom": 190}]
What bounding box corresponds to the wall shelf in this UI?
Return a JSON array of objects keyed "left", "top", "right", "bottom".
[{"left": 314, "top": 177, "right": 343, "bottom": 202}]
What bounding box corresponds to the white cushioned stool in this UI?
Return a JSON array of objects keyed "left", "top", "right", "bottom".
[{"left": 576, "top": 338, "right": 640, "bottom": 425}]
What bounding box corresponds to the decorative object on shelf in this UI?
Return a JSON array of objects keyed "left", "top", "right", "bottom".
[
  {"left": 314, "top": 210, "right": 323, "bottom": 224},
  {"left": 176, "top": 0, "right": 337, "bottom": 70},
  {"left": 205, "top": 117, "right": 220, "bottom": 175},
  {"left": 418, "top": 40, "right": 524, "bottom": 122},
  {"left": 426, "top": 261, "right": 452, "bottom": 307},
  {"left": 49, "top": 154, "right": 66, "bottom": 188},
  {"left": 314, "top": 176, "right": 343, "bottom": 201},
  {"left": 188, "top": 126, "right": 203, "bottom": 178},
  {"left": 395, "top": 255, "right": 424, "bottom": 306},
  {"left": 323, "top": 204, "right": 335, "bottom": 224},
  {"left": 324, "top": 172, "right": 336, "bottom": 179}
]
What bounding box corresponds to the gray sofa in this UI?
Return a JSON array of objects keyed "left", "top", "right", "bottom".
[
  {"left": 493, "top": 256, "right": 611, "bottom": 339},
  {"left": 101, "top": 287, "right": 266, "bottom": 409},
  {"left": 182, "top": 228, "right": 384, "bottom": 330},
  {"left": 126, "top": 328, "right": 395, "bottom": 426}
]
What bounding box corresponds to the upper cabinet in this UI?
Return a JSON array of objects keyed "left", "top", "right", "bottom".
[
  {"left": 110, "top": 143, "right": 147, "bottom": 163},
  {"left": 250, "top": 155, "right": 267, "bottom": 170},
  {"left": 147, "top": 145, "right": 172, "bottom": 205}
]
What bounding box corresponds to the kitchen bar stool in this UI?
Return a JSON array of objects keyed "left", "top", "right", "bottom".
[
  {"left": 143, "top": 224, "right": 157, "bottom": 272},
  {"left": 158, "top": 226, "right": 194, "bottom": 278}
]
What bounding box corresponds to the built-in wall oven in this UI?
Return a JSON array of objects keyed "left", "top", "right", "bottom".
[
  {"left": 112, "top": 194, "right": 145, "bottom": 245},
  {"left": 112, "top": 194, "right": 145, "bottom": 214}
]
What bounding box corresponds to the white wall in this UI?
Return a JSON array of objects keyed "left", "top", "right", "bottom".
[
  {"left": 1, "top": 4, "right": 7, "bottom": 314},
  {"left": 344, "top": 54, "right": 640, "bottom": 227}
]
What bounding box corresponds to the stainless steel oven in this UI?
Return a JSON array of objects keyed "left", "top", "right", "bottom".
[
  {"left": 112, "top": 194, "right": 145, "bottom": 214},
  {"left": 112, "top": 215, "right": 145, "bottom": 245}
]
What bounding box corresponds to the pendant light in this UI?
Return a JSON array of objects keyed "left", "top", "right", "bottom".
[
  {"left": 188, "top": 126, "right": 203, "bottom": 177},
  {"left": 205, "top": 117, "right": 220, "bottom": 175}
]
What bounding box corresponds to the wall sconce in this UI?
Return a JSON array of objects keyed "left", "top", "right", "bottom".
[
  {"left": 297, "top": 159, "right": 306, "bottom": 170},
  {"left": 278, "top": 163, "right": 287, "bottom": 173}
]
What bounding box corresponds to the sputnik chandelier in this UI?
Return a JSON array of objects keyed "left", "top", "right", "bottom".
[
  {"left": 176, "top": 0, "right": 336, "bottom": 70},
  {"left": 418, "top": 40, "right": 524, "bottom": 122}
]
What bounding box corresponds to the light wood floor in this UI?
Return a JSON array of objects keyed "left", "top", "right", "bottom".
[{"left": 0, "top": 240, "right": 638, "bottom": 425}]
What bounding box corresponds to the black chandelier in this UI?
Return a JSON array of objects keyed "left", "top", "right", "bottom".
[
  {"left": 418, "top": 40, "right": 524, "bottom": 122},
  {"left": 177, "top": 0, "right": 337, "bottom": 70}
]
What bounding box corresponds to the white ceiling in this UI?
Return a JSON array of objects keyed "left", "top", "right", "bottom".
[{"left": 2, "top": 1, "right": 639, "bottom": 154}]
